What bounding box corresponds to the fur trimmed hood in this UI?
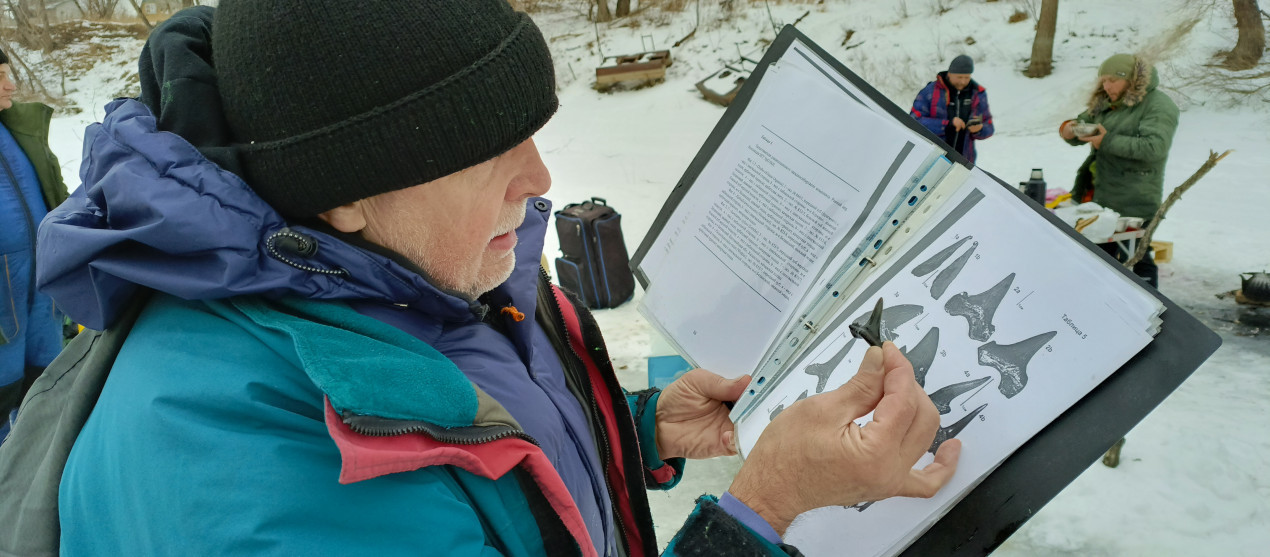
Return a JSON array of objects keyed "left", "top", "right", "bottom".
[{"left": 1086, "top": 55, "right": 1160, "bottom": 113}]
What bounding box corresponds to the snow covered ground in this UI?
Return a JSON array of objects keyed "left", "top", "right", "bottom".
[{"left": 30, "top": 0, "right": 1270, "bottom": 555}]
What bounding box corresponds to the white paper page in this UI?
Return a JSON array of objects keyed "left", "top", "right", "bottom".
[
  {"left": 733, "top": 170, "right": 1158, "bottom": 557},
  {"left": 637, "top": 39, "right": 939, "bottom": 289},
  {"left": 782, "top": 40, "right": 891, "bottom": 117},
  {"left": 638, "top": 61, "right": 938, "bottom": 378}
]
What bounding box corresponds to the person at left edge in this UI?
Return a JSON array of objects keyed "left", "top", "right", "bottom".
[
  {"left": 0, "top": 49, "right": 68, "bottom": 445},
  {"left": 910, "top": 54, "right": 995, "bottom": 164}
]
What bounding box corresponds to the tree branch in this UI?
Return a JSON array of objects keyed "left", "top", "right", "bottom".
[{"left": 1126, "top": 150, "right": 1232, "bottom": 267}]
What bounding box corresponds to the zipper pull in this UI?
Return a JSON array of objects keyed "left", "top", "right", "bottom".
[{"left": 500, "top": 305, "right": 526, "bottom": 322}]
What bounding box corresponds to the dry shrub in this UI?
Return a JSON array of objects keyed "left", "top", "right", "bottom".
[
  {"left": 1138, "top": 15, "right": 1200, "bottom": 61},
  {"left": 1008, "top": 10, "right": 1027, "bottom": 23}
]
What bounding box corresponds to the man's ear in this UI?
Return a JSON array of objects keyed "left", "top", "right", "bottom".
[{"left": 316, "top": 202, "right": 368, "bottom": 234}]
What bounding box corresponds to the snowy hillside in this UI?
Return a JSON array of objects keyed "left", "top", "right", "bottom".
[{"left": 24, "top": 0, "right": 1270, "bottom": 555}]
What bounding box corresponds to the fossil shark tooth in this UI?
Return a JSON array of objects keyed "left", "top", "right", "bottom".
[
  {"left": 977, "top": 330, "right": 1057, "bottom": 398},
  {"left": 853, "top": 303, "right": 924, "bottom": 343},
  {"left": 945, "top": 273, "right": 1015, "bottom": 342},
  {"left": 849, "top": 298, "right": 885, "bottom": 347}
]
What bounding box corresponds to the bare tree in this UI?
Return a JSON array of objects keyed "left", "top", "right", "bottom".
[
  {"left": 127, "top": 0, "right": 152, "bottom": 29},
  {"left": 1224, "top": 0, "right": 1265, "bottom": 70},
  {"left": 0, "top": 35, "right": 51, "bottom": 98},
  {"left": 615, "top": 0, "right": 629, "bottom": 17},
  {"left": 5, "top": 0, "right": 52, "bottom": 51},
  {"left": 81, "top": 0, "right": 119, "bottom": 19},
  {"left": 595, "top": 0, "right": 611, "bottom": 22},
  {"left": 1025, "top": 0, "right": 1059, "bottom": 77}
]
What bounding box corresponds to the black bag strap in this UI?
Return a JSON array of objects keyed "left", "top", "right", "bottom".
[{"left": 0, "top": 289, "right": 154, "bottom": 557}]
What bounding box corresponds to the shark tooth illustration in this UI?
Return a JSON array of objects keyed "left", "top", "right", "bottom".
[
  {"left": 899, "top": 326, "right": 939, "bottom": 387},
  {"left": 927, "top": 376, "right": 992, "bottom": 414},
  {"left": 930, "top": 241, "right": 978, "bottom": 299},
  {"left": 977, "top": 331, "right": 1057, "bottom": 398},
  {"left": 768, "top": 390, "right": 809, "bottom": 421},
  {"left": 804, "top": 338, "right": 857, "bottom": 394},
  {"left": 846, "top": 501, "right": 877, "bottom": 512},
  {"left": 911, "top": 235, "right": 974, "bottom": 278},
  {"left": 929, "top": 403, "right": 987, "bottom": 455},
  {"left": 945, "top": 273, "right": 1015, "bottom": 342}
]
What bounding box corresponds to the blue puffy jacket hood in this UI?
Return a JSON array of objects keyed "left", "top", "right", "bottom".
[{"left": 37, "top": 99, "right": 551, "bottom": 331}]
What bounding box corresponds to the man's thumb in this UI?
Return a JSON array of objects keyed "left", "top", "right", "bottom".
[
  {"left": 688, "top": 369, "right": 750, "bottom": 401},
  {"left": 828, "top": 346, "right": 886, "bottom": 417}
]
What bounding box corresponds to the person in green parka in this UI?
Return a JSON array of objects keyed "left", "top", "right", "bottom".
[
  {"left": 0, "top": 49, "right": 69, "bottom": 444},
  {"left": 1060, "top": 53, "right": 1179, "bottom": 288}
]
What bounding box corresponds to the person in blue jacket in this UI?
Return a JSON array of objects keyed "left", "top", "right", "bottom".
[
  {"left": 910, "top": 55, "right": 995, "bottom": 164},
  {"left": 0, "top": 49, "right": 68, "bottom": 444},
  {"left": 35, "top": 2, "right": 960, "bottom": 556}
]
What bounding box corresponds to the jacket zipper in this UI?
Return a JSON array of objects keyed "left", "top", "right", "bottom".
[
  {"left": 539, "top": 266, "right": 631, "bottom": 557},
  {"left": 0, "top": 152, "right": 37, "bottom": 311},
  {"left": 341, "top": 411, "right": 539, "bottom": 447}
]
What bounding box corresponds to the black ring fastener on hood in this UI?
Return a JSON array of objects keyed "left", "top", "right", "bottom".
[{"left": 265, "top": 228, "right": 349, "bottom": 277}]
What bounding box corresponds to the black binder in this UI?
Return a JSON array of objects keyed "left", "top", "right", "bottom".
[{"left": 630, "top": 25, "right": 1221, "bottom": 556}]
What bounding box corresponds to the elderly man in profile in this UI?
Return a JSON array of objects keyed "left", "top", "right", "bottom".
[{"left": 9, "top": 1, "right": 959, "bottom": 555}]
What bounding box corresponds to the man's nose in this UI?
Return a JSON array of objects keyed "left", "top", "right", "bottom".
[{"left": 511, "top": 138, "right": 552, "bottom": 200}]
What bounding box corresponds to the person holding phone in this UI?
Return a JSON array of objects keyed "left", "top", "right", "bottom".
[{"left": 910, "top": 54, "right": 995, "bottom": 163}]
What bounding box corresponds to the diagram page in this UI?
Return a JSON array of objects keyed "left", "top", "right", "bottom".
[{"left": 735, "top": 169, "right": 1162, "bottom": 557}]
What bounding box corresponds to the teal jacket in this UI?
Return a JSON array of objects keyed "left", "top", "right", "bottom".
[
  {"left": 59, "top": 290, "right": 792, "bottom": 556},
  {"left": 59, "top": 289, "right": 627, "bottom": 555},
  {"left": 1066, "top": 60, "right": 1179, "bottom": 219}
]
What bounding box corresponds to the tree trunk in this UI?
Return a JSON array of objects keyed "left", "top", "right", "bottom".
[
  {"left": 6, "top": 0, "right": 49, "bottom": 50},
  {"left": 1224, "top": 0, "right": 1265, "bottom": 70},
  {"left": 1024, "top": 0, "right": 1059, "bottom": 78},
  {"left": 616, "top": 0, "right": 630, "bottom": 17},
  {"left": 0, "top": 36, "right": 50, "bottom": 97},
  {"left": 38, "top": 0, "right": 53, "bottom": 50},
  {"left": 595, "top": 0, "right": 611, "bottom": 22},
  {"left": 127, "top": 0, "right": 151, "bottom": 29}
]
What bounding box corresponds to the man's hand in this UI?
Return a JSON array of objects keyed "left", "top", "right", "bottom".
[
  {"left": 727, "top": 342, "right": 960, "bottom": 535},
  {"left": 1079, "top": 124, "right": 1107, "bottom": 149},
  {"left": 968, "top": 123, "right": 984, "bottom": 134},
  {"left": 952, "top": 117, "right": 966, "bottom": 131},
  {"left": 655, "top": 369, "right": 750, "bottom": 460}
]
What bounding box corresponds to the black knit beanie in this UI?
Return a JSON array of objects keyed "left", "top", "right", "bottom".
[
  {"left": 212, "top": 0, "right": 558, "bottom": 218},
  {"left": 948, "top": 54, "right": 974, "bottom": 74}
]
